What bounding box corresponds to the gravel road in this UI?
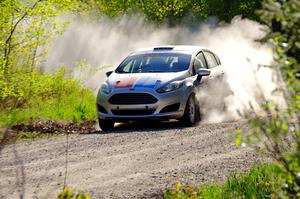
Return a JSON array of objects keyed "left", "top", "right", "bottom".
[{"left": 0, "top": 121, "right": 263, "bottom": 199}]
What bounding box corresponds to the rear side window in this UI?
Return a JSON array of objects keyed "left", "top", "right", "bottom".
[
  {"left": 193, "top": 52, "right": 207, "bottom": 74},
  {"left": 204, "top": 51, "right": 218, "bottom": 69},
  {"left": 214, "top": 54, "right": 221, "bottom": 65}
]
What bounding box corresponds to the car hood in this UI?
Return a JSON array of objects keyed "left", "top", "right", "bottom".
[{"left": 107, "top": 71, "right": 188, "bottom": 90}]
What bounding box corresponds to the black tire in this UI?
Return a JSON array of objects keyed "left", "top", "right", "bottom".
[
  {"left": 98, "top": 119, "right": 115, "bottom": 131},
  {"left": 180, "top": 94, "right": 200, "bottom": 126}
]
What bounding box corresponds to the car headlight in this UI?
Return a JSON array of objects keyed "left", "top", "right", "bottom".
[
  {"left": 100, "top": 82, "right": 111, "bottom": 95},
  {"left": 156, "top": 80, "right": 184, "bottom": 93}
]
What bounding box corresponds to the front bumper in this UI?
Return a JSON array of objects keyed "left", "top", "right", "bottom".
[{"left": 96, "top": 87, "right": 190, "bottom": 121}]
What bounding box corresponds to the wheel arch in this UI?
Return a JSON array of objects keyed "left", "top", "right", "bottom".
[{"left": 182, "top": 85, "right": 197, "bottom": 112}]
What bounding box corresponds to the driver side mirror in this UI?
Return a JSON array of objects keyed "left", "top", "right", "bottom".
[
  {"left": 196, "top": 68, "right": 210, "bottom": 76},
  {"left": 106, "top": 71, "right": 113, "bottom": 77}
]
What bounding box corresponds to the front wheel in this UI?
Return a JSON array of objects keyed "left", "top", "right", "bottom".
[
  {"left": 98, "top": 119, "right": 115, "bottom": 131},
  {"left": 180, "top": 95, "right": 200, "bottom": 126}
]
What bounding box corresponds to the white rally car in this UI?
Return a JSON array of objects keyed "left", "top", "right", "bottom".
[{"left": 97, "top": 45, "right": 230, "bottom": 130}]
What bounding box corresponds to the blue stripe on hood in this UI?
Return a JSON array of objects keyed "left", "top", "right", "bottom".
[{"left": 133, "top": 77, "right": 159, "bottom": 89}]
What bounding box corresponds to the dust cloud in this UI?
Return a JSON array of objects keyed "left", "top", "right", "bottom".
[{"left": 45, "top": 16, "right": 285, "bottom": 122}]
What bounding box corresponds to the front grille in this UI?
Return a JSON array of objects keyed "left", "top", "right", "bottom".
[
  {"left": 109, "top": 93, "right": 158, "bottom": 105},
  {"left": 111, "top": 109, "right": 156, "bottom": 116}
]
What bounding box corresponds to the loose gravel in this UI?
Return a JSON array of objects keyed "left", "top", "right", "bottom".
[{"left": 0, "top": 121, "right": 264, "bottom": 199}]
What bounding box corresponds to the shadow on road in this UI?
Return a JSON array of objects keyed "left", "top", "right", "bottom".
[
  {"left": 13, "top": 144, "right": 26, "bottom": 199},
  {"left": 84, "top": 120, "right": 187, "bottom": 135}
]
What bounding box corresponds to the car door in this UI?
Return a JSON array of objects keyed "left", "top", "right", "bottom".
[
  {"left": 193, "top": 51, "right": 210, "bottom": 87},
  {"left": 203, "top": 51, "right": 232, "bottom": 98},
  {"left": 203, "top": 51, "right": 224, "bottom": 81}
]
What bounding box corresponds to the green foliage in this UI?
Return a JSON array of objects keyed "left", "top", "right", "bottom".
[
  {"left": 0, "top": 0, "right": 74, "bottom": 112},
  {"left": 208, "top": 0, "right": 261, "bottom": 22},
  {"left": 0, "top": 0, "right": 75, "bottom": 74},
  {"left": 0, "top": 68, "right": 96, "bottom": 126},
  {"left": 236, "top": 0, "right": 300, "bottom": 198},
  {"left": 77, "top": 0, "right": 262, "bottom": 25},
  {"left": 164, "top": 164, "right": 280, "bottom": 199},
  {"left": 57, "top": 187, "right": 90, "bottom": 199},
  {"left": 0, "top": 0, "right": 97, "bottom": 127}
]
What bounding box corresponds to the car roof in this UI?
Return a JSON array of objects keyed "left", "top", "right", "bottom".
[{"left": 129, "top": 45, "right": 207, "bottom": 56}]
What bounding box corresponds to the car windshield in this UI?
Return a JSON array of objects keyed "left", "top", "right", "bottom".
[{"left": 115, "top": 53, "right": 191, "bottom": 73}]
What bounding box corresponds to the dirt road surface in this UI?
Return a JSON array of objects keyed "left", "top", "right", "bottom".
[{"left": 0, "top": 121, "right": 263, "bottom": 198}]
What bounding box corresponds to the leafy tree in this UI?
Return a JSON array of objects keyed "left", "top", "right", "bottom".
[
  {"left": 91, "top": 0, "right": 208, "bottom": 25},
  {"left": 208, "top": 0, "right": 262, "bottom": 22},
  {"left": 0, "top": 0, "right": 75, "bottom": 111},
  {"left": 77, "top": 0, "right": 262, "bottom": 25},
  {"left": 236, "top": 0, "right": 300, "bottom": 197}
]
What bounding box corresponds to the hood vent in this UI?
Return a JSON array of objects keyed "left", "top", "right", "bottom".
[{"left": 153, "top": 47, "right": 174, "bottom": 51}]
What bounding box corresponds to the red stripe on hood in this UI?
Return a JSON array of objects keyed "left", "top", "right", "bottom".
[{"left": 114, "top": 77, "right": 139, "bottom": 88}]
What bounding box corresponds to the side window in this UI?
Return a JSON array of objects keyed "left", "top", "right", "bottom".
[
  {"left": 193, "top": 52, "right": 207, "bottom": 74},
  {"left": 204, "top": 51, "right": 218, "bottom": 69},
  {"left": 123, "top": 60, "right": 133, "bottom": 72},
  {"left": 214, "top": 54, "right": 221, "bottom": 65}
]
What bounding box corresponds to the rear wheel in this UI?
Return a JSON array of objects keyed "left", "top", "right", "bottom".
[
  {"left": 180, "top": 95, "right": 200, "bottom": 126},
  {"left": 98, "top": 119, "right": 115, "bottom": 131}
]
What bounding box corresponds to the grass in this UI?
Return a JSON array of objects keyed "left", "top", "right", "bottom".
[
  {"left": 165, "top": 164, "right": 281, "bottom": 199},
  {"left": 0, "top": 86, "right": 96, "bottom": 143},
  {"left": 0, "top": 68, "right": 97, "bottom": 145},
  {"left": 0, "top": 90, "right": 96, "bottom": 126},
  {"left": 0, "top": 69, "right": 96, "bottom": 127},
  {"left": 57, "top": 187, "right": 90, "bottom": 199}
]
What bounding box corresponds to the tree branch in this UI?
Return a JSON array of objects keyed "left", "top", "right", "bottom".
[{"left": 3, "top": 0, "right": 43, "bottom": 67}]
